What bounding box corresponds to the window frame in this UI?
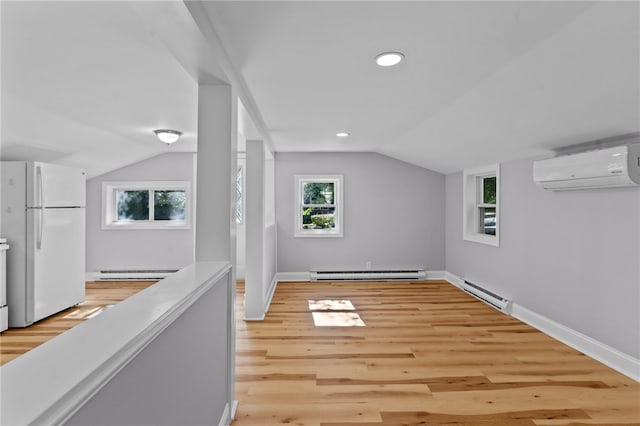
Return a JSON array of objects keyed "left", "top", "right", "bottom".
[
  {"left": 463, "top": 164, "right": 500, "bottom": 247},
  {"left": 102, "top": 181, "right": 191, "bottom": 230},
  {"left": 294, "top": 174, "right": 343, "bottom": 238},
  {"left": 235, "top": 165, "right": 244, "bottom": 225}
]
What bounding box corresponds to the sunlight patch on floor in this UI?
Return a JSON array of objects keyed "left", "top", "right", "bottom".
[
  {"left": 63, "top": 304, "right": 115, "bottom": 320},
  {"left": 308, "top": 299, "right": 356, "bottom": 311},
  {"left": 308, "top": 299, "right": 365, "bottom": 326},
  {"left": 311, "top": 312, "right": 366, "bottom": 327}
]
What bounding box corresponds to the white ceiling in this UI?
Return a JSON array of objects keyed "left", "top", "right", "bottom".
[{"left": 2, "top": 1, "right": 639, "bottom": 177}]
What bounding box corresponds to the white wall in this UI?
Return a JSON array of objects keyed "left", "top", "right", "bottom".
[
  {"left": 445, "top": 156, "right": 640, "bottom": 359},
  {"left": 275, "top": 152, "right": 445, "bottom": 273},
  {"left": 85, "top": 153, "right": 195, "bottom": 274},
  {"left": 244, "top": 141, "right": 277, "bottom": 319}
]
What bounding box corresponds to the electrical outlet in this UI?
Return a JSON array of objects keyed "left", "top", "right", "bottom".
[{"left": 365, "top": 261, "right": 372, "bottom": 270}]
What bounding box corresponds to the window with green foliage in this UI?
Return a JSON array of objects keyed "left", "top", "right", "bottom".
[
  {"left": 478, "top": 176, "right": 497, "bottom": 236},
  {"left": 103, "top": 181, "right": 190, "bottom": 229},
  {"left": 463, "top": 165, "right": 500, "bottom": 246},
  {"left": 295, "top": 175, "right": 343, "bottom": 237}
]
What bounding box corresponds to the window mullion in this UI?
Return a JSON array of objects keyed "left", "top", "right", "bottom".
[{"left": 149, "top": 189, "right": 155, "bottom": 223}]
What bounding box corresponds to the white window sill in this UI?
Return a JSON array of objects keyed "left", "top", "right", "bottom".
[
  {"left": 103, "top": 222, "right": 190, "bottom": 231},
  {"left": 294, "top": 230, "right": 343, "bottom": 238},
  {"left": 463, "top": 232, "right": 499, "bottom": 247}
]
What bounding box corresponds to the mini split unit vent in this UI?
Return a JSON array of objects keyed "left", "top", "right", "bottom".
[
  {"left": 533, "top": 143, "right": 640, "bottom": 191},
  {"left": 461, "top": 280, "right": 511, "bottom": 313},
  {"left": 310, "top": 269, "right": 426, "bottom": 281}
]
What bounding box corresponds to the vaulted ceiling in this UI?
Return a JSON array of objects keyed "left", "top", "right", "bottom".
[{"left": 2, "top": 1, "right": 638, "bottom": 177}]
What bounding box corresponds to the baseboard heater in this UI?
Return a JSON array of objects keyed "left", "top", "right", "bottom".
[
  {"left": 97, "top": 270, "right": 178, "bottom": 281},
  {"left": 461, "top": 280, "right": 511, "bottom": 313},
  {"left": 310, "top": 269, "right": 426, "bottom": 281}
]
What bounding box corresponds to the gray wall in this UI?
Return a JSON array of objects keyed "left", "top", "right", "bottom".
[
  {"left": 86, "top": 153, "right": 195, "bottom": 273},
  {"left": 276, "top": 152, "right": 445, "bottom": 272},
  {"left": 445, "top": 157, "right": 640, "bottom": 358},
  {"left": 65, "top": 271, "right": 231, "bottom": 426}
]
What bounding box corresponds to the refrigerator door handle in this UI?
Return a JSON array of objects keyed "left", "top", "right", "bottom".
[
  {"left": 37, "top": 209, "right": 44, "bottom": 250},
  {"left": 37, "top": 166, "right": 44, "bottom": 250},
  {"left": 37, "top": 165, "right": 44, "bottom": 207}
]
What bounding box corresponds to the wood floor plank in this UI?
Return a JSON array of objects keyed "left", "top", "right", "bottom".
[
  {"left": 5, "top": 279, "right": 637, "bottom": 425},
  {"left": 234, "top": 280, "right": 640, "bottom": 426},
  {"left": 0, "top": 280, "right": 155, "bottom": 365}
]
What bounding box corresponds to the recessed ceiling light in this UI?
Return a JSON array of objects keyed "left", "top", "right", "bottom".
[
  {"left": 336, "top": 132, "right": 350, "bottom": 138},
  {"left": 375, "top": 51, "right": 405, "bottom": 67},
  {"left": 153, "top": 129, "right": 182, "bottom": 144}
]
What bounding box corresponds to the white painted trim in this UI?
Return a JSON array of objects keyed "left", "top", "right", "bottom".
[
  {"left": 442, "top": 271, "right": 639, "bottom": 382},
  {"left": 235, "top": 264, "right": 245, "bottom": 280},
  {"left": 218, "top": 403, "right": 230, "bottom": 426},
  {"left": 265, "top": 276, "right": 278, "bottom": 311},
  {"left": 444, "top": 271, "right": 464, "bottom": 288},
  {"left": 463, "top": 163, "right": 500, "bottom": 247},
  {"left": 244, "top": 276, "right": 278, "bottom": 321},
  {"left": 85, "top": 271, "right": 100, "bottom": 282},
  {"left": 243, "top": 313, "right": 265, "bottom": 321},
  {"left": 294, "top": 174, "right": 344, "bottom": 238},
  {"left": 102, "top": 180, "right": 192, "bottom": 230},
  {"left": 230, "top": 399, "right": 239, "bottom": 421},
  {"left": 276, "top": 271, "right": 310, "bottom": 282},
  {"left": 511, "top": 303, "right": 640, "bottom": 382},
  {"left": 425, "top": 270, "right": 446, "bottom": 280},
  {"left": 218, "top": 399, "right": 238, "bottom": 425}
]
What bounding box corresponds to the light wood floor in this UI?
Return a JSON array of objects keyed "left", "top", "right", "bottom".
[
  {"left": 0, "top": 281, "right": 155, "bottom": 365},
  {"left": 2, "top": 280, "right": 638, "bottom": 425},
  {"left": 234, "top": 280, "right": 640, "bottom": 426}
]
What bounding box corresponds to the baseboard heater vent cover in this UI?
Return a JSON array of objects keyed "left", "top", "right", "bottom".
[
  {"left": 462, "top": 280, "right": 511, "bottom": 313},
  {"left": 97, "top": 270, "right": 178, "bottom": 281},
  {"left": 310, "top": 269, "right": 426, "bottom": 281}
]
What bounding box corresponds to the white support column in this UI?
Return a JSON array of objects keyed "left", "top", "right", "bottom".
[
  {"left": 194, "top": 84, "right": 238, "bottom": 420},
  {"left": 195, "top": 84, "right": 237, "bottom": 263},
  {"left": 245, "top": 140, "right": 265, "bottom": 320}
]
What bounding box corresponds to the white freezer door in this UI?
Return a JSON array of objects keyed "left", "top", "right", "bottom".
[
  {"left": 27, "top": 207, "right": 85, "bottom": 323},
  {"left": 27, "top": 162, "right": 86, "bottom": 208}
]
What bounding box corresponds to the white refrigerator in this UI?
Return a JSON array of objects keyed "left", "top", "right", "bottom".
[{"left": 1, "top": 161, "right": 86, "bottom": 327}]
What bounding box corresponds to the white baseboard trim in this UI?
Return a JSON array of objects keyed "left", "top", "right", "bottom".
[
  {"left": 218, "top": 402, "right": 230, "bottom": 426},
  {"left": 85, "top": 272, "right": 99, "bottom": 282},
  {"left": 425, "top": 270, "right": 446, "bottom": 280},
  {"left": 275, "top": 271, "right": 310, "bottom": 282},
  {"left": 510, "top": 303, "right": 640, "bottom": 382},
  {"left": 265, "top": 276, "right": 278, "bottom": 312},
  {"left": 236, "top": 264, "right": 245, "bottom": 280},
  {"left": 444, "top": 271, "right": 464, "bottom": 288},
  {"left": 244, "top": 275, "right": 279, "bottom": 321},
  {"left": 230, "top": 400, "right": 238, "bottom": 421},
  {"left": 442, "top": 271, "right": 639, "bottom": 382}
]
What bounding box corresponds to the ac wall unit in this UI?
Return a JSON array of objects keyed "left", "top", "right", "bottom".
[
  {"left": 533, "top": 144, "right": 640, "bottom": 190},
  {"left": 310, "top": 269, "right": 426, "bottom": 281}
]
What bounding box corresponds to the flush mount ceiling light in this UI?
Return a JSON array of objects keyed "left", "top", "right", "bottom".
[
  {"left": 153, "top": 129, "right": 182, "bottom": 144},
  {"left": 336, "top": 132, "right": 350, "bottom": 138},
  {"left": 375, "top": 51, "right": 405, "bottom": 67}
]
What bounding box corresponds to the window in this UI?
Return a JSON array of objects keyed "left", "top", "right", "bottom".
[
  {"left": 463, "top": 164, "right": 499, "bottom": 246},
  {"left": 102, "top": 181, "right": 191, "bottom": 229},
  {"left": 235, "top": 166, "right": 243, "bottom": 224},
  {"left": 294, "top": 175, "right": 343, "bottom": 238}
]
